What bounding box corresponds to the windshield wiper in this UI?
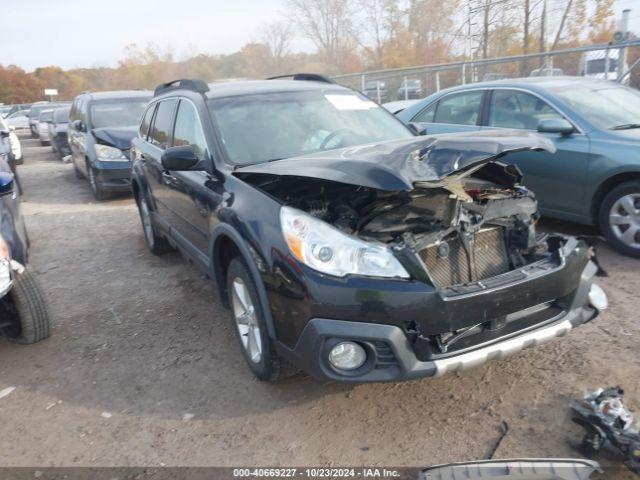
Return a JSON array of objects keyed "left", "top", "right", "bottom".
[{"left": 611, "top": 123, "right": 640, "bottom": 130}]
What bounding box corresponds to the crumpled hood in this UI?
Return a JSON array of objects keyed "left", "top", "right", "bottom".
[
  {"left": 234, "top": 130, "right": 556, "bottom": 191},
  {"left": 91, "top": 126, "right": 137, "bottom": 150}
]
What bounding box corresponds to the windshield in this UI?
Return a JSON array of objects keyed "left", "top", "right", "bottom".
[
  {"left": 29, "top": 105, "right": 50, "bottom": 117},
  {"left": 552, "top": 84, "right": 640, "bottom": 130},
  {"left": 90, "top": 99, "right": 148, "bottom": 129},
  {"left": 54, "top": 107, "right": 70, "bottom": 123},
  {"left": 208, "top": 90, "right": 412, "bottom": 165},
  {"left": 39, "top": 110, "right": 54, "bottom": 122}
]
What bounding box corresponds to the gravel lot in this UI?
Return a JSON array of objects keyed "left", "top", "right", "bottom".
[{"left": 0, "top": 134, "right": 638, "bottom": 475}]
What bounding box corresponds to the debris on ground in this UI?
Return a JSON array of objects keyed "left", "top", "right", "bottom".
[
  {"left": 0, "top": 386, "right": 16, "bottom": 400},
  {"left": 570, "top": 387, "right": 640, "bottom": 475}
]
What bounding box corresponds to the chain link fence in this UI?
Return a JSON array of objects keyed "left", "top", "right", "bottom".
[{"left": 332, "top": 41, "right": 640, "bottom": 104}]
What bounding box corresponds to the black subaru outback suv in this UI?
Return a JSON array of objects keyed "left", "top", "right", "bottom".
[{"left": 131, "top": 76, "right": 607, "bottom": 383}]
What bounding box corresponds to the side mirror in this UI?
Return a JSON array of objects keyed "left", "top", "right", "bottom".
[
  {"left": 72, "top": 119, "right": 86, "bottom": 132},
  {"left": 537, "top": 118, "right": 574, "bottom": 135},
  {"left": 0, "top": 130, "right": 9, "bottom": 138},
  {"left": 0, "top": 172, "right": 14, "bottom": 197},
  {"left": 408, "top": 122, "right": 427, "bottom": 135},
  {"left": 161, "top": 145, "right": 200, "bottom": 171}
]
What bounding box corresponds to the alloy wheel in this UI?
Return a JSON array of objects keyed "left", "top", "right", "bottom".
[
  {"left": 609, "top": 193, "right": 640, "bottom": 249},
  {"left": 88, "top": 167, "right": 97, "bottom": 193},
  {"left": 139, "top": 197, "right": 155, "bottom": 249},
  {"left": 230, "top": 277, "right": 262, "bottom": 364}
]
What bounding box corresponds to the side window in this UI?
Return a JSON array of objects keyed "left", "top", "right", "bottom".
[
  {"left": 78, "top": 98, "right": 88, "bottom": 124},
  {"left": 413, "top": 102, "right": 436, "bottom": 123},
  {"left": 69, "top": 101, "right": 78, "bottom": 122},
  {"left": 139, "top": 104, "right": 156, "bottom": 140},
  {"left": 434, "top": 91, "right": 483, "bottom": 126},
  {"left": 172, "top": 100, "right": 207, "bottom": 160},
  {"left": 149, "top": 99, "right": 177, "bottom": 149},
  {"left": 489, "top": 90, "right": 564, "bottom": 130}
]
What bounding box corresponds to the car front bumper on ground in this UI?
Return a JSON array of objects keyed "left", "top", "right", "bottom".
[{"left": 275, "top": 238, "right": 603, "bottom": 383}]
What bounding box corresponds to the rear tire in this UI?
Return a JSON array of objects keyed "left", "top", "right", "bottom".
[
  {"left": 136, "top": 195, "right": 172, "bottom": 255},
  {"left": 226, "top": 258, "right": 298, "bottom": 381},
  {"left": 4, "top": 269, "right": 51, "bottom": 344},
  {"left": 73, "top": 161, "right": 83, "bottom": 179},
  {"left": 599, "top": 181, "right": 640, "bottom": 258}
]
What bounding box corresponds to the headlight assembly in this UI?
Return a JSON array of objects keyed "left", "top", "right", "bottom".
[
  {"left": 94, "top": 144, "right": 126, "bottom": 161},
  {"left": 280, "top": 206, "right": 409, "bottom": 279},
  {"left": 0, "top": 234, "right": 12, "bottom": 296}
]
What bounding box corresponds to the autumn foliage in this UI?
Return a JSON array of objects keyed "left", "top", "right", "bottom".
[{"left": 0, "top": 0, "right": 624, "bottom": 104}]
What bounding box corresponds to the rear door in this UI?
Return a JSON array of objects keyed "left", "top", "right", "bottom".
[
  {"left": 484, "top": 88, "right": 591, "bottom": 218},
  {"left": 411, "top": 89, "right": 486, "bottom": 134},
  {"left": 140, "top": 98, "right": 178, "bottom": 226},
  {"left": 161, "top": 98, "right": 219, "bottom": 262}
]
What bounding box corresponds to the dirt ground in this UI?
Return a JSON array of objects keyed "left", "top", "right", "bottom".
[{"left": 0, "top": 134, "right": 638, "bottom": 475}]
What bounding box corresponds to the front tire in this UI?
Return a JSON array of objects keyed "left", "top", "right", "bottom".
[
  {"left": 226, "top": 258, "right": 297, "bottom": 381},
  {"left": 599, "top": 181, "right": 640, "bottom": 258},
  {"left": 4, "top": 269, "right": 51, "bottom": 344},
  {"left": 88, "top": 165, "right": 108, "bottom": 201}
]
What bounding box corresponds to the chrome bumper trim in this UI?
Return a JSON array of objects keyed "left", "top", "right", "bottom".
[{"left": 432, "top": 319, "right": 573, "bottom": 377}]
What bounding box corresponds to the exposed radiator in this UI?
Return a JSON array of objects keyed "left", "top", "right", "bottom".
[{"left": 419, "top": 227, "right": 511, "bottom": 288}]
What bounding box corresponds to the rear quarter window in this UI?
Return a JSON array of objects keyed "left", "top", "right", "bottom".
[
  {"left": 149, "top": 99, "right": 177, "bottom": 149},
  {"left": 139, "top": 104, "right": 157, "bottom": 140}
]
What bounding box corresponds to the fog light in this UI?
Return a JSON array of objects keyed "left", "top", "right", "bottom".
[
  {"left": 589, "top": 283, "right": 608, "bottom": 312},
  {"left": 328, "top": 342, "right": 366, "bottom": 371}
]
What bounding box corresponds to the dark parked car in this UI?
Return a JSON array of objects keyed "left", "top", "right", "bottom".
[
  {"left": 131, "top": 77, "right": 606, "bottom": 383},
  {"left": 363, "top": 80, "right": 389, "bottom": 103},
  {"left": 68, "top": 90, "right": 151, "bottom": 200},
  {"left": 0, "top": 160, "right": 50, "bottom": 344},
  {"left": 397, "top": 77, "right": 640, "bottom": 257},
  {"left": 49, "top": 106, "right": 71, "bottom": 159},
  {"left": 396, "top": 79, "right": 423, "bottom": 100}
]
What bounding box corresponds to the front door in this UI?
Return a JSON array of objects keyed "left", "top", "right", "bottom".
[
  {"left": 485, "top": 89, "right": 592, "bottom": 219},
  {"left": 161, "top": 99, "right": 221, "bottom": 261}
]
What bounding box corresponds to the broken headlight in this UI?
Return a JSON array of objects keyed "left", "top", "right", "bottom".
[
  {"left": 280, "top": 206, "right": 409, "bottom": 279},
  {"left": 94, "top": 144, "right": 126, "bottom": 161},
  {"left": 0, "top": 234, "right": 11, "bottom": 296}
]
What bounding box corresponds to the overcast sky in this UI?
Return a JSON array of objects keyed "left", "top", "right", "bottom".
[{"left": 3, "top": 0, "right": 640, "bottom": 72}]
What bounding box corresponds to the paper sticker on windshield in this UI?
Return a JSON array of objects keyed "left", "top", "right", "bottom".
[{"left": 325, "top": 95, "right": 377, "bottom": 110}]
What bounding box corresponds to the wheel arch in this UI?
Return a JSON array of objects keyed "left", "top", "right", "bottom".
[
  {"left": 209, "top": 225, "right": 277, "bottom": 339},
  {"left": 591, "top": 171, "right": 640, "bottom": 220}
]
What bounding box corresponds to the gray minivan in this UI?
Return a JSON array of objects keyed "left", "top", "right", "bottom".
[{"left": 68, "top": 91, "right": 151, "bottom": 200}]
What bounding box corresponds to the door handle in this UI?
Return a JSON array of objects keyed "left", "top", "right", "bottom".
[{"left": 162, "top": 171, "right": 177, "bottom": 186}]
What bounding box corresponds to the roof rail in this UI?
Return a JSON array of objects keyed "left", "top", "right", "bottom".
[
  {"left": 154, "top": 79, "right": 210, "bottom": 97},
  {"left": 267, "top": 73, "right": 334, "bottom": 84}
]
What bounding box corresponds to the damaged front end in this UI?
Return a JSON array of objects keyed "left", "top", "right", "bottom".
[{"left": 236, "top": 131, "right": 605, "bottom": 381}]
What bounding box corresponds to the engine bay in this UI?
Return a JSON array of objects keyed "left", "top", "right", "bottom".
[{"left": 242, "top": 160, "right": 556, "bottom": 288}]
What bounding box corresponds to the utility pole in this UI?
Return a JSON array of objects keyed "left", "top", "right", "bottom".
[
  {"left": 618, "top": 9, "right": 631, "bottom": 80},
  {"left": 539, "top": 0, "right": 546, "bottom": 68},
  {"left": 522, "top": 0, "right": 530, "bottom": 76}
]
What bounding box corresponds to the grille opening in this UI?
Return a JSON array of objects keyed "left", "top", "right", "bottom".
[{"left": 419, "top": 227, "right": 511, "bottom": 288}]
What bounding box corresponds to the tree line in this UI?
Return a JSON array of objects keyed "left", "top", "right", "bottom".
[{"left": 0, "top": 0, "right": 625, "bottom": 104}]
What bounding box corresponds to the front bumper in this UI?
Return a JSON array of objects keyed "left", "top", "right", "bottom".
[
  {"left": 93, "top": 160, "right": 132, "bottom": 192},
  {"left": 276, "top": 243, "right": 602, "bottom": 383}
]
